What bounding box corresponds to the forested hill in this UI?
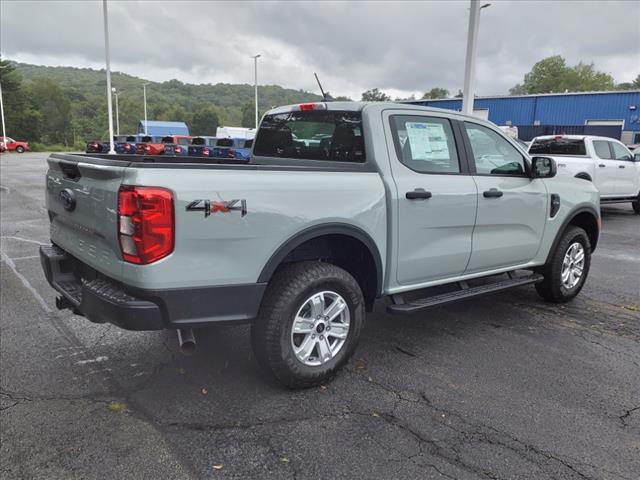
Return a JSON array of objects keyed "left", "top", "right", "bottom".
[{"left": 6, "top": 60, "right": 322, "bottom": 146}]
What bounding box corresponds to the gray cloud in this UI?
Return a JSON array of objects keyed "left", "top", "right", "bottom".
[{"left": 1, "top": 0, "right": 638, "bottom": 99}]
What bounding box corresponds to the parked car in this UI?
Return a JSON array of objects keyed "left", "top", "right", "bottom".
[
  {"left": 40, "top": 102, "right": 600, "bottom": 388},
  {"left": 163, "top": 136, "right": 193, "bottom": 156},
  {"left": 137, "top": 135, "right": 191, "bottom": 155},
  {"left": 86, "top": 135, "right": 136, "bottom": 154},
  {"left": 187, "top": 136, "right": 218, "bottom": 157},
  {"left": 1, "top": 136, "right": 30, "bottom": 153},
  {"left": 529, "top": 135, "right": 640, "bottom": 213},
  {"left": 115, "top": 135, "right": 143, "bottom": 154},
  {"left": 202, "top": 137, "right": 253, "bottom": 161}
]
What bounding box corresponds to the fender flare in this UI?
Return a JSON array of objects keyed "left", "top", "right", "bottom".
[
  {"left": 257, "top": 223, "right": 384, "bottom": 296},
  {"left": 544, "top": 206, "right": 600, "bottom": 264}
]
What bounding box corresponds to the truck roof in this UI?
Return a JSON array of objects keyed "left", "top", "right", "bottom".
[
  {"left": 532, "top": 135, "right": 621, "bottom": 142},
  {"left": 265, "top": 101, "right": 481, "bottom": 121}
]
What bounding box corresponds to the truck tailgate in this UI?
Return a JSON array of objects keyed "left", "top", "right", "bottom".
[{"left": 46, "top": 154, "right": 126, "bottom": 279}]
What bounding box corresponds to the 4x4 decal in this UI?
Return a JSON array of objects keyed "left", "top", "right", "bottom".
[{"left": 186, "top": 199, "right": 247, "bottom": 217}]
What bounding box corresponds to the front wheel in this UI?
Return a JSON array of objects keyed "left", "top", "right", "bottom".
[
  {"left": 535, "top": 226, "right": 591, "bottom": 303},
  {"left": 16, "top": 146, "right": 25, "bottom": 153},
  {"left": 632, "top": 193, "right": 640, "bottom": 214},
  {"left": 251, "top": 261, "right": 365, "bottom": 388}
]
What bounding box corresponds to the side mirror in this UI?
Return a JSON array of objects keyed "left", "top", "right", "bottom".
[
  {"left": 531, "top": 156, "right": 557, "bottom": 178},
  {"left": 633, "top": 152, "right": 640, "bottom": 162}
]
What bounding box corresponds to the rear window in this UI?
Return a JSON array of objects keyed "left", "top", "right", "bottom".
[
  {"left": 140, "top": 136, "right": 153, "bottom": 143},
  {"left": 177, "top": 137, "right": 190, "bottom": 145},
  {"left": 161, "top": 136, "right": 173, "bottom": 143},
  {"left": 216, "top": 138, "right": 234, "bottom": 147},
  {"left": 529, "top": 137, "right": 586, "bottom": 155},
  {"left": 243, "top": 139, "right": 253, "bottom": 149},
  {"left": 253, "top": 110, "right": 365, "bottom": 162},
  {"left": 191, "top": 137, "right": 206, "bottom": 145}
]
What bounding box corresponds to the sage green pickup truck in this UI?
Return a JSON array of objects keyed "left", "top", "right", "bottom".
[{"left": 40, "top": 102, "right": 600, "bottom": 388}]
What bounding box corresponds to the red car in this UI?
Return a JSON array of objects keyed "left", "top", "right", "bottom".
[
  {"left": 135, "top": 135, "right": 191, "bottom": 155},
  {"left": 0, "top": 136, "right": 29, "bottom": 153}
]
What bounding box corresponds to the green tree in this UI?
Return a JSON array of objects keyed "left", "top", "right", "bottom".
[
  {"left": 361, "top": 88, "right": 391, "bottom": 102},
  {"left": 616, "top": 74, "right": 640, "bottom": 90},
  {"left": 30, "top": 78, "right": 72, "bottom": 144},
  {"left": 422, "top": 87, "right": 449, "bottom": 99},
  {"left": 0, "top": 58, "right": 40, "bottom": 140},
  {"left": 241, "top": 102, "right": 258, "bottom": 128},
  {"left": 510, "top": 55, "right": 615, "bottom": 95},
  {"left": 190, "top": 106, "right": 219, "bottom": 136}
]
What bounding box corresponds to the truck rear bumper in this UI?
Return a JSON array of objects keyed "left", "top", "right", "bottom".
[{"left": 40, "top": 244, "right": 266, "bottom": 331}]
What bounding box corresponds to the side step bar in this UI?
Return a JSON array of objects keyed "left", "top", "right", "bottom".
[{"left": 387, "top": 273, "right": 544, "bottom": 315}]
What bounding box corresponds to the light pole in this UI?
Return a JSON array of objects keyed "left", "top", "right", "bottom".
[
  {"left": 251, "top": 54, "right": 261, "bottom": 129},
  {"left": 0, "top": 77, "right": 6, "bottom": 144},
  {"left": 112, "top": 87, "right": 120, "bottom": 136},
  {"left": 0, "top": 63, "right": 10, "bottom": 144},
  {"left": 143, "top": 82, "right": 149, "bottom": 135},
  {"left": 462, "top": 1, "right": 491, "bottom": 116},
  {"left": 102, "top": 0, "right": 116, "bottom": 153}
]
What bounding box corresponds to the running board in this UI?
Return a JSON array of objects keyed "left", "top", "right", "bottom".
[{"left": 387, "top": 273, "right": 544, "bottom": 315}]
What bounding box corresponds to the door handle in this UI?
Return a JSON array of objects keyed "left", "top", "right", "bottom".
[
  {"left": 618, "top": 165, "right": 626, "bottom": 169},
  {"left": 599, "top": 164, "right": 606, "bottom": 168},
  {"left": 483, "top": 188, "right": 503, "bottom": 198},
  {"left": 406, "top": 188, "right": 432, "bottom": 200}
]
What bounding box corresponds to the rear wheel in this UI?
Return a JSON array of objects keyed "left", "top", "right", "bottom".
[
  {"left": 251, "top": 261, "right": 365, "bottom": 388},
  {"left": 535, "top": 226, "right": 591, "bottom": 303},
  {"left": 16, "top": 146, "right": 25, "bottom": 153},
  {"left": 632, "top": 193, "right": 640, "bottom": 214}
]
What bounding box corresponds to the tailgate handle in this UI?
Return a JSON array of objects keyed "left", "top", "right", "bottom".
[
  {"left": 59, "top": 161, "right": 81, "bottom": 181},
  {"left": 618, "top": 165, "right": 625, "bottom": 169}
]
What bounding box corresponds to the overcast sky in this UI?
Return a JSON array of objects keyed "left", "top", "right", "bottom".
[{"left": 1, "top": 0, "right": 638, "bottom": 99}]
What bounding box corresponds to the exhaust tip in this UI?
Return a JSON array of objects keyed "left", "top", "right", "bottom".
[{"left": 177, "top": 328, "right": 196, "bottom": 355}]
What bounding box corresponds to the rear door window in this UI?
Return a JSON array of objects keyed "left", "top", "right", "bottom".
[
  {"left": 253, "top": 110, "right": 365, "bottom": 162},
  {"left": 593, "top": 140, "right": 612, "bottom": 159},
  {"left": 529, "top": 138, "right": 586, "bottom": 155},
  {"left": 389, "top": 115, "right": 460, "bottom": 173}
]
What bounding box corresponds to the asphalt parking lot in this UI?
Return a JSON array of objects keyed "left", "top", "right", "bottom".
[{"left": 1, "top": 151, "right": 639, "bottom": 480}]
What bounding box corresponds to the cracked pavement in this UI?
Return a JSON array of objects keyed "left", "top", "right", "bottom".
[{"left": 1, "top": 152, "right": 639, "bottom": 479}]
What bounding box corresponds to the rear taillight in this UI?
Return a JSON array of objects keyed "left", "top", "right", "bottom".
[
  {"left": 203, "top": 147, "right": 210, "bottom": 156},
  {"left": 145, "top": 145, "right": 151, "bottom": 152},
  {"left": 174, "top": 146, "right": 182, "bottom": 154},
  {"left": 124, "top": 144, "right": 131, "bottom": 151},
  {"left": 118, "top": 186, "right": 174, "bottom": 265},
  {"left": 228, "top": 148, "right": 236, "bottom": 159}
]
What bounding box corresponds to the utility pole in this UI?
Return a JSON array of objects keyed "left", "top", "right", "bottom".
[
  {"left": 143, "top": 82, "right": 149, "bottom": 135},
  {"left": 103, "top": 0, "right": 116, "bottom": 153},
  {"left": 462, "top": 1, "right": 491, "bottom": 116},
  {"left": 252, "top": 54, "right": 261, "bottom": 129}
]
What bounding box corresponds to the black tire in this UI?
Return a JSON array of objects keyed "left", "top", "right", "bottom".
[
  {"left": 251, "top": 261, "right": 365, "bottom": 389},
  {"left": 632, "top": 193, "right": 640, "bottom": 214},
  {"left": 16, "top": 146, "right": 25, "bottom": 153},
  {"left": 535, "top": 226, "right": 591, "bottom": 303}
]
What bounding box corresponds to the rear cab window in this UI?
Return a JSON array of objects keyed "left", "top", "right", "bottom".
[
  {"left": 593, "top": 140, "right": 612, "bottom": 159},
  {"left": 389, "top": 116, "right": 460, "bottom": 174},
  {"left": 253, "top": 110, "right": 365, "bottom": 162},
  {"left": 529, "top": 137, "right": 587, "bottom": 156}
]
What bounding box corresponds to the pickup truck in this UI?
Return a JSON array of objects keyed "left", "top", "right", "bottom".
[
  {"left": 135, "top": 135, "right": 191, "bottom": 155},
  {"left": 201, "top": 137, "right": 253, "bottom": 161},
  {"left": 0, "top": 136, "right": 29, "bottom": 153},
  {"left": 529, "top": 135, "right": 640, "bottom": 213},
  {"left": 162, "top": 136, "right": 194, "bottom": 156},
  {"left": 40, "top": 102, "right": 600, "bottom": 388}
]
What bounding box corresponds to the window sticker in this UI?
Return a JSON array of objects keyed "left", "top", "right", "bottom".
[{"left": 406, "top": 122, "right": 449, "bottom": 160}]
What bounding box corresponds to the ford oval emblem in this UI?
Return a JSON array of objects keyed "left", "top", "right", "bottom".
[{"left": 60, "top": 188, "right": 76, "bottom": 212}]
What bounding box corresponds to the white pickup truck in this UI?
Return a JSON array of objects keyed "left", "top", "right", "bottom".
[{"left": 529, "top": 135, "right": 640, "bottom": 213}]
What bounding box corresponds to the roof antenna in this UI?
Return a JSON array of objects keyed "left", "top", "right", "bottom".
[{"left": 314, "top": 73, "right": 333, "bottom": 101}]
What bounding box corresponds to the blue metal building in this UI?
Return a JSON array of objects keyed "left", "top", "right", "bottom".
[
  {"left": 408, "top": 90, "right": 640, "bottom": 143},
  {"left": 137, "top": 120, "right": 190, "bottom": 136}
]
